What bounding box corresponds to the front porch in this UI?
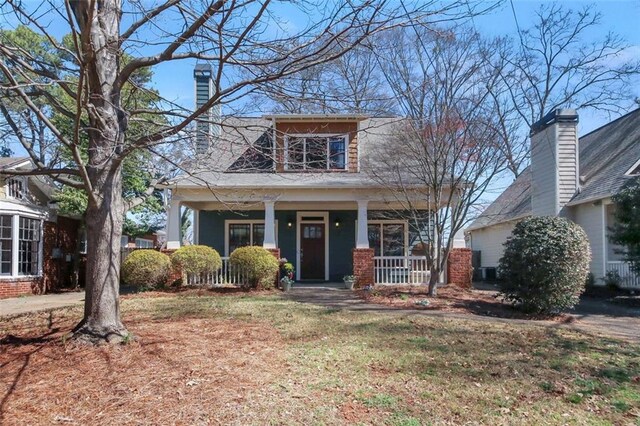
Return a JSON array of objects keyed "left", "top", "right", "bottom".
[{"left": 165, "top": 192, "right": 441, "bottom": 285}]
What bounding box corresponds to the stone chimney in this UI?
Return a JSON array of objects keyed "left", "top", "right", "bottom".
[
  {"left": 193, "top": 64, "right": 221, "bottom": 154},
  {"left": 530, "top": 109, "right": 579, "bottom": 216}
]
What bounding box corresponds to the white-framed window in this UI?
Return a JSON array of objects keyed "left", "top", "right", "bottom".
[
  {"left": 358, "top": 220, "right": 408, "bottom": 257},
  {"left": 225, "top": 220, "right": 278, "bottom": 256},
  {"left": 6, "top": 177, "right": 28, "bottom": 200},
  {"left": 135, "top": 238, "right": 154, "bottom": 248},
  {"left": 0, "top": 213, "right": 42, "bottom": 277},
  {"left": 284, "top": 134, "right": 348, "bottom": 171}
]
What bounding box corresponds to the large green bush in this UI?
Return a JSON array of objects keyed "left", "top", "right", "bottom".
[
  {"left": 121, "top": 249, "right": 171, "bottom": 289},
  {"left": 498, "top": 216, "right": 591, "bottom": 314},
  {"left": 229, "top": 246, "right": 279, "bottom": 289},
  {"left": 170, "top": 245, "right": 222, "bottom": 276}
]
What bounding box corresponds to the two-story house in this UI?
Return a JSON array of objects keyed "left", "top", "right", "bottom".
[
  {"left": 163, "top": 66, "right": 462, "bottom": 284},
  {"left": 0, "top": 157, "right": 81, "bottom": 298}
]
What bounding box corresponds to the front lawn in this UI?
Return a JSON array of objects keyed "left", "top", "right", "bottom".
[{"left": 1, "top": 292, "right": 639, "bottom": 425}]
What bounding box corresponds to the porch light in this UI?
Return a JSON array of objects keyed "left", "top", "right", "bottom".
[
  {"left": 287, "top": 216, "right": 294, "bottom": 228},
  {"left": 335, "top": 217, "right": 341, "bottom": 228}
]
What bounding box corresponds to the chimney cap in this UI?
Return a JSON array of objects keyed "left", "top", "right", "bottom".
[
  {"left": 194, "top": 63, "right": 212, "bottom": 78},
  {"left": 530, "top": 109, "right": 578, "bottom": 136}
]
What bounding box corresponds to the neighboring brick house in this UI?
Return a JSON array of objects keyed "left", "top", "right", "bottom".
[
  {"left": 0, "top": 157, "right": 81, "bottom": 299},
  {"left": 163, "top": 65, "right": 472, "bottom": 288}
]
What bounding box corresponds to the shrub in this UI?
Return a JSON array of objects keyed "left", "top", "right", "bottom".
[
  {"left": 170, "top": 245, "right": 222, "bottom": 276},
  {"left": 497, "top": 216, "right": 591, "bottom": 314},
  {"left": 229, "top": 246, "right": 279, "bottom": 289},
  {"left": 604, "top": 270, "right": 622, "bottom": 291},
  {"left": 121, "top": 249, "right": 171, "bottom": 289}
]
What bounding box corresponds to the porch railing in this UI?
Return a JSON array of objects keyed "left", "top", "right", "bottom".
[
  {"left": 606, "top": 261, "right": 640, "bottom": 289},
  {"left": 186, "top": 257, "right": 248, "bottom": 287},
  {"left": 374, "top": 256, "right": 430, "bottom": 285}
]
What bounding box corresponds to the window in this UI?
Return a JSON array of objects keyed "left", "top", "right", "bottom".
[
  {"left": 135, "top": 238, "right": 154, "bottom": 248},
  {"left": 6, "top": 177, "right": 27, "bottom": 200},
  {"left": 0, "top": 215, "right": 12, "bottom": 274},
  {"left": 0, "top": 214, "right": 43, "bottom": 277},
  {"left": 18, "top": 217, "right": 40, "bottom": 275},
  {"left": 226, "top": 221, "right": 275, "bottom": 255},
  {"left": 366, "top": 222, "right": 407, "bottom": 256},
  {"left": 285, "top": 135, "right": 348, "bottom": 170}
]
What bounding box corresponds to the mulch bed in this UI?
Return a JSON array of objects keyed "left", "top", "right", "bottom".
[
  {"left": 0, "top": 303, "right": 285, "bottom": 425},
  {"left": 356, "top": 285, "right": 572, "bottom": 322}
]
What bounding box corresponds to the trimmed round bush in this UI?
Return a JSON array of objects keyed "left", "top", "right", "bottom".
[
  {"left": 497, "top": 216, "right": 591, "bottom": 314},
  {"left": 170, "top": 245, "right": 222, "bottom": 276},
  {"left": 229, "top": 246, "right": 279, "bottom": 289},
  {"left": 121, "top": 249, "right": 171, "bottom": 289}
]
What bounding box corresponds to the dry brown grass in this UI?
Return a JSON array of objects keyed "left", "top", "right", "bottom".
[{"left": 1, "top": 292, "right": 639, "bottom": 425}]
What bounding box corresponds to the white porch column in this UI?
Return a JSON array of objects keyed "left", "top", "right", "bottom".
[
  {"left": 356, "top": 200, "right": 369, "bottom": 248},
  {"left": 263, "top": 200, "right": 276, "bottom": 249},
  {"left": 166, "top": 198, "right": 181, "bottom": 249}
]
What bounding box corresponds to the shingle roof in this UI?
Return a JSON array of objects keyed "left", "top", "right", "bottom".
[
  {"left": 0, "top": 157, "right": 30, "bottom": 170},
  {"left": 173, "top": 117, "right": 405, "bottom": 188},
  {"left": 468, "top": 108, "right": 640, "bottom": 231}
]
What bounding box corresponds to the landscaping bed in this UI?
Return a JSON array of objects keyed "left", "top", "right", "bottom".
[
  {"left": 356, "top": 284, "right": 574, "bottom": 321},
  {"left": 1, "top": 292, "right": 639, "bottom": 424}
]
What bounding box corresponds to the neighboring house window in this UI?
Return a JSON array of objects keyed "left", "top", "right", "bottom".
[
  {"left": 225, "top": 220, "right": 277, "bottom": 255},
  {"left": 79, "top": 228, "right": 87, "bottom": 254},
  {"left": 285, "top": 135, "right": 348, "bottom": 170},
  {"left": 18, "top": 217, "right": 40, "bottom": 275},
  {"left": 366, "top": 221, "right": 407, "bottom": 256},
  {"left": 120, "top": 236, "right": 130, "bottom": 247},
  {"left": 6, "top": 177, "right": 28, "bottom": 200},
  {"left": 0, "top": 214, "right": 43, "bottom": 277},
  {"left": 135, "top": 238, "right": 154, "bottom": 248},
  {"left": 0, "top": 215, "right": 12, "bottom": 274}
]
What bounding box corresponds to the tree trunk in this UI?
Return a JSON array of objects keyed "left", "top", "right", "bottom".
[
  {"left": 72, "top": 164, "right": 128, "bottom": 344},
  {"left": 428, "top": 266, "right": 439, "bottom": 296}
]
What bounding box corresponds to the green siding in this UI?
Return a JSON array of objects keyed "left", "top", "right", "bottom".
[{"left": 198, "top": 209, "right": 357, "bottom": 280}]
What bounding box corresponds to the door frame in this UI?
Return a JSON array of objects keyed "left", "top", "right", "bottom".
[{"left": 296, "top": 211, "right": 329, "bottom": 281}]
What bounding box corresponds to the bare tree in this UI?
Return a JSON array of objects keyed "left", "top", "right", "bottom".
[
  {"left": 495, "top": 3, "right": 640, "bottom": 177},
  {"left": 366, "top": 25, "right": 507, "bottom": 296},
  {"left": 0, "top": 0, "right": 477, "bottom": 343}
]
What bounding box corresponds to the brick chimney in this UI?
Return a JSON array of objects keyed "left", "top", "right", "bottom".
[
  {"left": 530, "top": 109, "right": 579, "bottom": 216},
  {"left": 193, "top": 64, "right": 221, "bottom": 154}
]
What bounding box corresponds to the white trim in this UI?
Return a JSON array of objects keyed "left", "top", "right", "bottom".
[
  {"left": 356, "top": 219, "right": 409, "bottom": 256},
  {"left": 601, "top": 202, "right": 607, "bottom": 278},
  {"left": 296, "top": 211, "right": 329, "bottom": 281},
  {"left": 11, "top": 215, "right": 18, "bottom": 277},
  {"left": 224, "top": 219, "right": 278, "bottom": 256},
  {"left": 0, "top": 214, "right": 44, "bottom": 279},
  {"left": 625, "top": 157, "right": 640, "bottom": 176},
  {"left": 283, "top": 133, "right": 349, "bottom": 171}
]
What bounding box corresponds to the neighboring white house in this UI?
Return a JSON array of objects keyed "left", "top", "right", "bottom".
[{"left": 467, "top": 108, "right": 640, "bottom": 287}]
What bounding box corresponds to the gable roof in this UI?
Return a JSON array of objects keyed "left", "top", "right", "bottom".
[
  {"left": 468, "top": 108, "right": 640, "bottom": 231},
  {"left": 0, "top": 157, "right": 30, "bottom": 170},
  {"left": 172, "top": 116, "right": 405, "bottom": 188}
]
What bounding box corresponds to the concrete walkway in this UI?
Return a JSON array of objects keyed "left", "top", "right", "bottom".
[
  {"left": 0, "top": 291, "right": 84, "bottom": 317},
  {"left": 286, "top": 286, "right": 640, "bottom": 342}
]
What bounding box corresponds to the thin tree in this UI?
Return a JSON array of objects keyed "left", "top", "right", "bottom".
[
  {"left": 365, "top": 25, "right": 507, "bottom": 296},
  {"left": 495, "top": 3, "right": 640, "bottom": 177}
]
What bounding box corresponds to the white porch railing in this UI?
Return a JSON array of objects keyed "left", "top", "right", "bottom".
[
  {"left": 186, "top": 257, "right": 248, "bottom": 287},
  {"left": 374, "top": 256, "right": 430, "bottom": 285},
  {"left": 606, "top": 261, "right": 640, "bottom": 289}
]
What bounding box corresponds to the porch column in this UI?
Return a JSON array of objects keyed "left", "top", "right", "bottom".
[
  {"left": 263, "top": 200, "right": 277, "bottom": 249},
  {"left": 356, "top": 200, "right": 369, "bottom": 248},
  {"left": 166, "top": 198, "right": 181, "bottom": 250}
]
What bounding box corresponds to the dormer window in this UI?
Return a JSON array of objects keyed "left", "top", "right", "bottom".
[
  {"left": 6, "top": 177, "right": 27, "bottom": 200},
  {"left": 284, "top": 135, "right": 348, "bottom": 171}
]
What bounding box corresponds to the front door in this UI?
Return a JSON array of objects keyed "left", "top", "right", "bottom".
[{"left": 301, "top": 223, "right": 325, "bottom": 280}]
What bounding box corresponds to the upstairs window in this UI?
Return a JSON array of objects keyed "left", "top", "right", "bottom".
[
  {"left": 285, "top": 135, "right": 347, "bottom": 170},
  {"left": 6, "top": 177, "right": 28, "bottom": 200}
]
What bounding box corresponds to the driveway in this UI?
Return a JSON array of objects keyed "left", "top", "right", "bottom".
[
  {"left": 0, "top": 291, "right": 84, "bottom": 317},
  {"left": 286, "top": 286, "right": 640, "bottom": 342}
]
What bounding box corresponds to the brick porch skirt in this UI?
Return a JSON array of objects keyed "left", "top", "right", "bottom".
[{"left": 352, "top": 248, "right": 374, "bottom": 288}]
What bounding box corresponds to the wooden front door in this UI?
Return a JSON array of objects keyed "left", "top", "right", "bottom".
[{"left": 301, "top": 223, "right": 325, "bottom": 280}]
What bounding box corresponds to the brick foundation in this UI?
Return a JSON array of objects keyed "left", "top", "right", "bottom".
[
  {"left": 352, "top": 248, "right": 374, "bottom": 288},
  {"left": 0, "top": 278, "right": 41, "bottom": 299},
  {"left": 447, "top": 248, "right": 473, "bottom": 288}
]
